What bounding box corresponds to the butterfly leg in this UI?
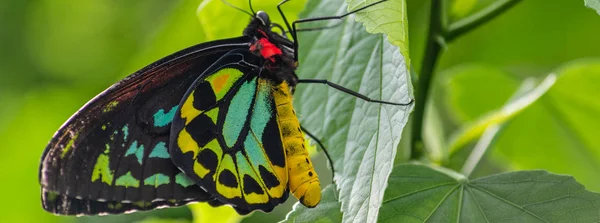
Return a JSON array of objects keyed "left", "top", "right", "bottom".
[
  {"left": 300, "top": 126, "right": 334, "bottom": 174},
  {"left": 298, "top": 79, "right": 414, "bottom": 106}
]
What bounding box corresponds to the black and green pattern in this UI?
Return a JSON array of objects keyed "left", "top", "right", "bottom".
[{"left": 39, "top": 38, "right": 251, "bottom": 215}]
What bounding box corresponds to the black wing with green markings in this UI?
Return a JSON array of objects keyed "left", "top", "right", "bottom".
[{"left": 39, "top": 37, "right": 250, "bottom": 215}]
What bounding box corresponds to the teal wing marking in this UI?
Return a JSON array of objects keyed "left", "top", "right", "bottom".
[
  {"left": 249, "top": 81, "right": 272, "bottom": 139},
  {"left": 154, "top": 106, "right": 179, "bottom": 127},
  {"left": 149, "top": 142, "right": 170, "bottom": 158},
  {"left": 125, "top": 141, "right": 145, "bottom": 164},
  {"left": 223, "top": 79, "right": 257, "bottom": 147}
]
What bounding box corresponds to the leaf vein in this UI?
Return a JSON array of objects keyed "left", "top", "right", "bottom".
[
  {"left": 423, "top": 184, "right": 461, "bottom": 222},
  {"left": 469, "top": 184, "right": 550, "bottom": 223},
  {"left": 382, "top": 182, "right": 457, "bottom": 204},
  {"left": 465, "top": 185, "right": 491, "bottom": 223}
]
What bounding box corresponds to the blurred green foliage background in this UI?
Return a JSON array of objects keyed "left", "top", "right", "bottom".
[{"left": 1, "top": 0, "right": 600, "bottom": 222}]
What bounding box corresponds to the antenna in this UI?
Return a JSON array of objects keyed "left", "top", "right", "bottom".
[
  {"left": 248, "top": 0, "right": 256, "bottom": 15},
  {"left": 221, "top": 0, "right": 253, "bottom": 17}
]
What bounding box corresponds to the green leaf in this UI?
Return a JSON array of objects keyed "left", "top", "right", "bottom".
[
  {"left": 283, "top": 185, "right": 342, "bottom": 223},
  {"left": 294, "top": 0, "right": 414, "bottom": 221},
  {"left": 443, "top": 59, "right": 600, "bottom": 191},
  {"left": 188, "top": 203, "right": 242, "bottom": 223},
  {"left": 134, "top": 218, "right": 190, "bottom": 223},
  {"left": 585, "top": 0, "right": 600, "bottom": 15},
  {"left": 347, "top": 0, "right": 410, "bottom": 68},
  {"left": 378, "top": 163, "right": 600, "bottom": 222}
]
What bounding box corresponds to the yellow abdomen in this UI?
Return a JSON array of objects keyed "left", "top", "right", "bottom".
[{"left": 272, "top": 82, "right": 321, "bottom": 207}]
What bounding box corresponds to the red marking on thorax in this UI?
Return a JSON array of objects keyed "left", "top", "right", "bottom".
[
  {"left": 250, "top": 35, "right": 282, "bottom": 62},
  {"left": 258, "top": 38, "right": 282, "bottom": 59}
]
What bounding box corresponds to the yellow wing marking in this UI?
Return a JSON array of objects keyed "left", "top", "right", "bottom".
[
  {"left": 192, "top": 139, "right": 222, "bottom": 178},
  {"left": 177, "top": 128, "right": 199, "bottom": 157},
  {"left": 216, "top": 154, "right": 242, "bottom": 199},
  {"left": 181, "top": 90, "right": 202, "bottom": 125},
  {"left": 235, "top": 152, "right": 270, "bottom": 205}
]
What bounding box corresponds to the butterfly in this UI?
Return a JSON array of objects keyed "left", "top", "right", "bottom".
[{"left": 39, "top": 0, "right": 410, "bottom": 216}]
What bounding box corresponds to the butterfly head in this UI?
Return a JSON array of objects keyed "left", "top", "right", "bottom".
[
  {"left": 246, "top": 11, "right": 298, "bottom": 87},
  {"left": 247, "top": 11, "right": 293, "bottom": 59},
  {"left": 256, "top": 11, "right": 271, "bottom": 27}
]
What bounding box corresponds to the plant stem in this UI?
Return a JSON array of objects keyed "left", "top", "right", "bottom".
[
  {"left": 410, "top": 0, "right": 523, "bottom": 160},
  {"left": 460, "top": 125, "right": 503, "bottom": 177},
  {"left": 411, "top": 0, "right": 444, "bottom": 159},
  {"left": 446, "top": 0, "right": 523, "bottom": 42}
]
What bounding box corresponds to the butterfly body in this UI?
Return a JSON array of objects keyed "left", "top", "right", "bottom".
[
  {"left": 272, "top": 82, "right": 321, "bottom": 208},
  {"left": 39, "top": 11, "right": 320, "bottom": 215}
]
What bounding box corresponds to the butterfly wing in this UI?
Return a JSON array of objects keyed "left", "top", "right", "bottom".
[
  {"left": 170, "top": 49, "right": 289, "bottom": 214},
  {"left": 39, "top": 37, "right": 250, "bottom": 215}
]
